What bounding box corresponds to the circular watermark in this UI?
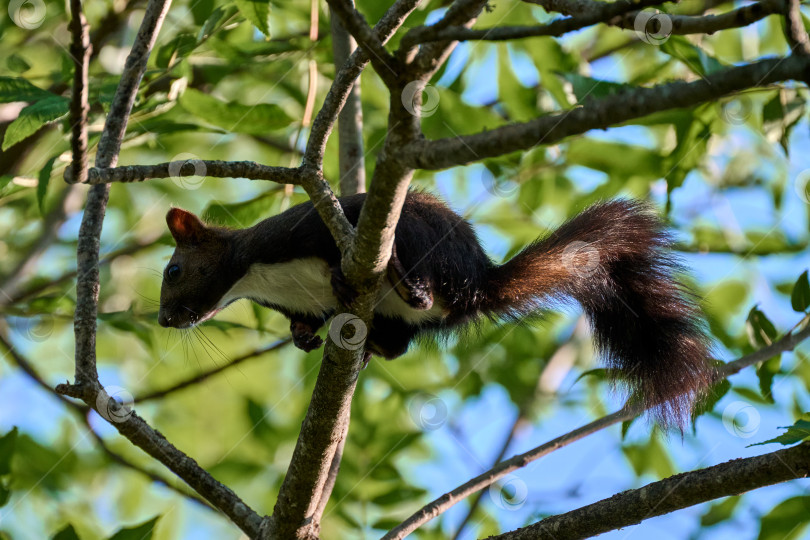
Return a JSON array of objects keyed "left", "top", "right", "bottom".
[
  {"left": 8, "top": 0, "right": 45, "bottom": 29},
  {"left": 634, "top": 10, "right": 673, "bottom": 46},
  {"left": 721, "top": 401, "right": 760, "bottom": 439},
  {"left": 721, "top": 96, "right": 753, "bottom": 125},
  {"left": 408, "top": 393, "right": 448, "bottom": 431},
  {"left": 401, "top": 81, "right": 441, "bottom": 117},
  {"left": 481, "top": 168, "right": 519, "bottom": 198},
  {"left": 11, "top": 314, "right": 54, "bottom": 342},
  {"left": 95, "top": 385, "right": 134, "bottom": 423},
  {"left": 489, "top": 475, "right": 528, "bottom": 511},
  {"left": 794, "top": 169, "right": 810, "bottom": 204},
  {"left": 561, "top": 241, "right": 601, "bottom": 278},
  {"left": 168, "top": 153, "right": 206, "bottom": 190},
  {"left": 328, "top": 313, "right": 367, "bottom": 351}
]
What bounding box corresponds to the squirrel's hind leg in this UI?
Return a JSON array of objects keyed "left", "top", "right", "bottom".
[{"left": 387, "top": 244, "right": 433, "bottom": 310}]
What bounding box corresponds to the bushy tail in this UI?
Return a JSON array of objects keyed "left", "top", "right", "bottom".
[{"left": 485, "top": 199, "right": 713, "bottom": 426}]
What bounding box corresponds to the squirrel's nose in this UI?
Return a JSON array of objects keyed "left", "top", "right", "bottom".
[{"left": 158, "top": 311, "right": 171, "bottom": 327}]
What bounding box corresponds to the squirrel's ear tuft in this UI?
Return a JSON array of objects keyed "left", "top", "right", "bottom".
[{"left": 166, "top": 208, "right": 207, "bottom": 245}]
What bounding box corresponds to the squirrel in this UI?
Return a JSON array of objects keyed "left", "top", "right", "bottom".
[{"left": 158, "top": 191, "right": 713, "bottom": 424}]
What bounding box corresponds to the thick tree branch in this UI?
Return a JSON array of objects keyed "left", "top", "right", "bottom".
[
  {"left": 402, "top": 54, "right": 810, "bottom": 170},
  {"left": 267, "top": 3, "right": 425, "bottom": 537},
  {"left": 488, "top": 443, "right": 810, "bottom": 539},
  {"left": 386, "top": 323, "right": 810, "bottom": 538},
  {"left": 55, "top": 0, "right": 266, "bottom": 535},
  {"left": 70, "top": 0, "right": 172, "bottom": 387},
  {"left": 307, "top": 7, "right": 369, "bottom": 528}
]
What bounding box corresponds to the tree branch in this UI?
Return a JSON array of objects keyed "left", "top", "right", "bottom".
[
  {"left": 523, "top": 0, "right": 781, "bottom": 37},
  {"left": 303, "top": 0, "right": 422, "bottom": 169},
  {"left": 386, "top": 323, "right": 810, "bottom": 538},
  {"left": 266, "top": 3, "right": 425, "bottom": 537},
  {"left": 70, "top": 0, "right": 172, "bottom": 388},
  {"left": 784, "top": 0, "right": 810, "bottom": 55},
  {"left": 401, "top": 54, "right": 810, "bottom": 170},
  {"left": 488, "top": 443, "right": 810, "bottom": 539},
  {"left": 403, "top": 0, "right": 673, "bottom": 44},
  {"left": 331, "top": 4, "right": 367, "bottom": 195},
  {"left": 66, "top": 161, "right": 302, "bottom": 185},
  {"left": 55, "top": 0, "right": 267, "bottom": 535},
  {"left": 307, "top": 6, "right": 369, "bottom": 527},
  {"left": 326, "top": 0, "right": 401, "bottom": 87},
  {"left": 68, "top": 0, "right": 90, "bottom": 186}
]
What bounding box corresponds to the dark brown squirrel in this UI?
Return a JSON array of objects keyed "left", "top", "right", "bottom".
[{"left": 158, "top": 191, "right": 713, "bottom": 424}]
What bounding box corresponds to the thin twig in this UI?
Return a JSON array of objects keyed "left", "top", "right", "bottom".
[
  {"left": 134, "top": 340, "right": 291, "bottom": 403},
  {"left": 331, "top": 2, "right": 367, "bottom": 195},
  {"left": 784, "top": 0, "right": 810, "bottom": 55},
  {"left": 385, "top": 324, "right": 810, "bottom": 538},
  {"left": 68, "top": 161, "right": 302, "bottom": 185}
]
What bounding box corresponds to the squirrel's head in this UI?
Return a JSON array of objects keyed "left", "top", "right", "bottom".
[{"left": 158, "top": 208, "right": 238, "bottom": 329}]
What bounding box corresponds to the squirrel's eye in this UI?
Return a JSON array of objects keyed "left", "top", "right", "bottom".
[{"left": 167, "top": 264, "right": 181, "bottom": 281}]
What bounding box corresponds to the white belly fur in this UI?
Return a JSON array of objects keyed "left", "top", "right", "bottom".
[{"left": 219, "top": 257, "right": 445, "bottom": 325}]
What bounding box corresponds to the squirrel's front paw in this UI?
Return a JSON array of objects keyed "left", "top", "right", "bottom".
[{"left": 290, "top": 321, "right": 324, "bottom": 352}]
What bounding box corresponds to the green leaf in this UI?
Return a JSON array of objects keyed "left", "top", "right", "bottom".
[
  {"left": 567, "top": 139, "right": 664, "bottom": 180},
  {"left": 700, "top": 496, "right": 741, "bottom": 527},
  {"left": 757, "top": 355, "right": 781, "bottom": 403},
  {"left": 2, "top": 96, "right": 69, "bottom": 151},
  {"left": 6, "top": 54, "right": 31, "bottom": 74},
  {"left": 37, "top": 156, "right": 56, "bottom": 215},
  {"left": 692, "top": 376, "right": 731, "bottom": 422},
  {"left": 371, "top": 486, "right": 427, "bottom": 506},
  {"left": 0, "top": 427, "right": 18, "bottom": 476},
  {"left": 52, "top": 524, "right": 81, "bottom": 540},
  {"left": 750, "top": 418, "right": 810, "bottom": 447},
  {"left": 108, "top": 517, "right": 159, "bottom": 540},
  {"left": 0, "top": 77, "right": 52, "bottom": 103},
  {"left": 179, "top": 88, "right": 291, "bottom": 134},
  {"left": 757, "top": 496, "right": 810, "bottom": 540},
  {"left": 791, "top": 270, "right": 810, "bottom": 312},
  {"left": 198, "top": 5, "right": 237, "bottom": 42},
  {"left": 572, "top": 368, "right": 610, "bottom": 386},
  {"left": 560, "top": 73, "right": 633, "bottom": 103},
  {"left": 746, "top": 306, "right": 778, "bottom": 348},
  {"left": 621, "top": 417, "right": 637, "bottom": 440},
  {"left": 155, "top": 34, "right": 198, "bottom": 69},
  {"left": 234, "top": 0, "right": 271, "bottom": 37},
  {"left": 660, "top": 36, "right": 725, "bottom": 77}
]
